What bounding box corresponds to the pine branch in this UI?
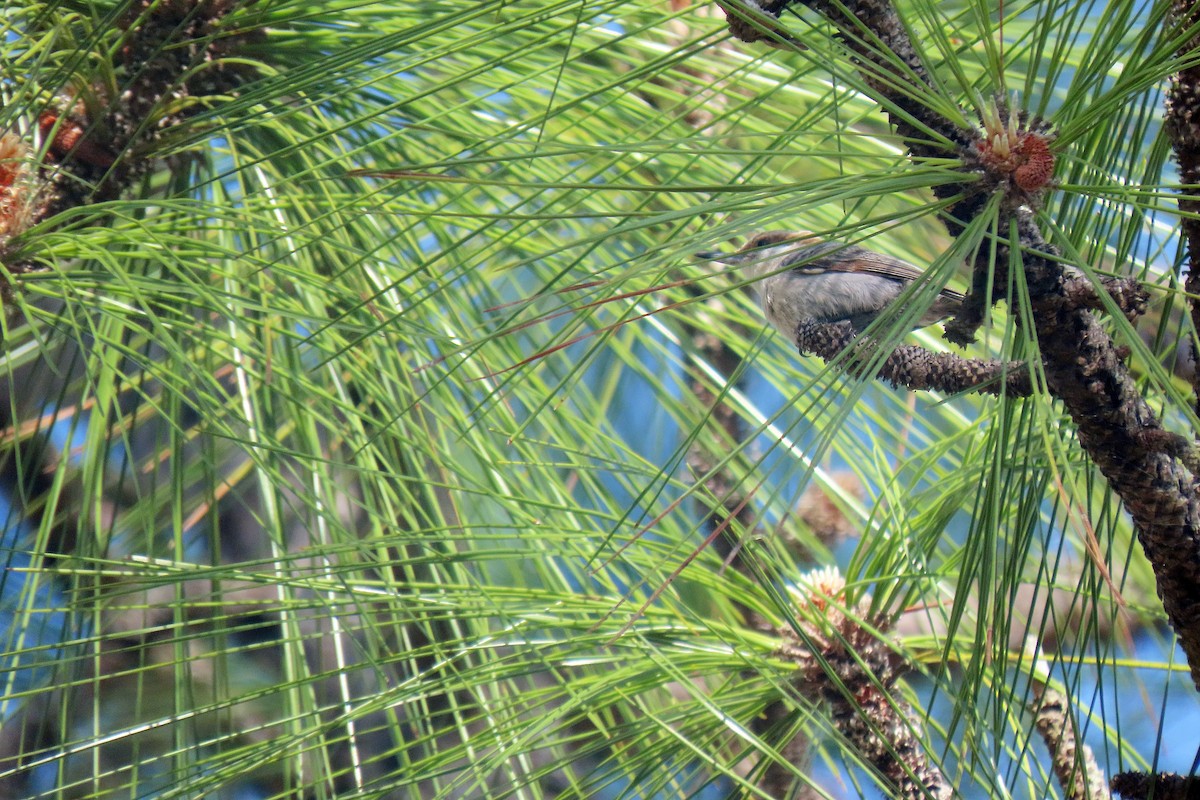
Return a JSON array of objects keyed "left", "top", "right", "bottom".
[{"left": 719, "top": 0, "right": 1200, "bottom": 691}]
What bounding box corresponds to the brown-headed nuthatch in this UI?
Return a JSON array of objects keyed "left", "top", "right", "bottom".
[{"left": 698, "top": 230, "right": 964, "bottom": 337}]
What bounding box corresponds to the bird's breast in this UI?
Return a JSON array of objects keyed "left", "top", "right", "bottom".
[{"left": 759, "top": 270, "right": 904, "bottom": 333}]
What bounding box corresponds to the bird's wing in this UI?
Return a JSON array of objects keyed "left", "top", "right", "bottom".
[{"left": 781, "top": 242, "right": 964, "bottom": 300}]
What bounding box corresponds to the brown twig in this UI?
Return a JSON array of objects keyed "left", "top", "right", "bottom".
[
  {"left": 775, "top": 572, "right": 951, "bottom": 799},
  {"left": 1031, "top": 687, "right": 1110, "bottom": 800},
  {"left": 794, "top": 320, "right": 1033, "bottom": 396},
  {"left": 1111, "top": 772, "right": 1200, "bottom": 800},
  {"left": 1164, "top": 0, "right": 1200, "bottom": 433}
]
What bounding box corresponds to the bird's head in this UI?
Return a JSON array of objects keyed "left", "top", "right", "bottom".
[{"left": 695, "top": 230, "right": 819, "bottom": 278}]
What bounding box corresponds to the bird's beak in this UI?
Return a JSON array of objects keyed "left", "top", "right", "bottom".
[{"left": 694, "top": 249, "right": 743, "bottom": 264}]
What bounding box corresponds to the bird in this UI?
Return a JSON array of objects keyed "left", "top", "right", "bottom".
[{"left": 698, "top": 230, "right": 964, "bottom": 336}]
